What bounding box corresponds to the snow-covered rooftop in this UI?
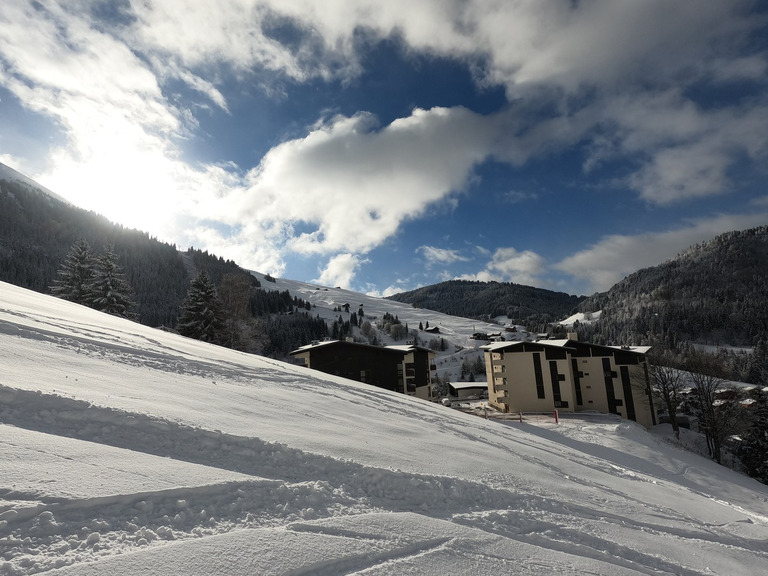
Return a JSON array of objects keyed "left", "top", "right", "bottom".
[
  {"left": 449, "top": 381, "right": 489, "bottom": 390},
  {"left": 481, "top": 339, "right": 575, "bottom": 351}
]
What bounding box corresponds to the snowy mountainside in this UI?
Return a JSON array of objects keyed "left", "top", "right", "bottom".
[
  {"left": 1, "top": 281, "right": 768, "bottom": 575},
  {"left": 576, "top": 225, "right": 768, "bottom": 347},
  {"left": 253, "top": 272, "right": 504, "bottom": 344},
  {"left": 385, "top": 279, "right": 584, "bottom": 323},
  {"left": 251, "top": 272, "right": 517, "bottom": 381},
  {"left": 559, "top": 309, "right": 603, "bottom": 327},
  {"left": 0, "top": 162, "right": 68, "bottom": 204}
]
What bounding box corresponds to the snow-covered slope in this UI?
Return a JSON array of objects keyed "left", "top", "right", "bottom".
[
  {"left": 0, "top": 162, "right": 69, "bottom": 205},
  {"left": 253, "top": 272, "right": 505, "bottom": 346},
  {"left": 252, "top": 272, "right": 515, "bottom": 381},
  {"left": 1, "top": 281, "right": 767, "bottom": 575},
  {"left": 559, "top": 309, "right": 602, "bottom": 327}
]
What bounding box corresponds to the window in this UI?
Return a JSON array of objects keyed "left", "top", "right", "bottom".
[
  {"left": 620, "top": 366, "right": 637, "bottom": 422},
  {"left": 533, "top": 353, "right": 545, "bottom": 399},
  {"left": 549, "top": 360, "right": 563, "bottom": 405},
  {"left": 571, "top": 358, "right": 583, "bottom": 406}
]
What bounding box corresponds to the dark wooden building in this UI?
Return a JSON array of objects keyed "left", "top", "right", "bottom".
[{"left": 290, "top": 340, "right": 436, "bottom": 400}]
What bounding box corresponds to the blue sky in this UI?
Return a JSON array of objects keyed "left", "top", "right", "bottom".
[{"left": 1, "top": 1, "right": 768, "bottom": 297}]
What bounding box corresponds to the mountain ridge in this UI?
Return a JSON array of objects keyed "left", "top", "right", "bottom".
[
  {"left": 575, "top": 226, "right": 768, "bottom": 348},
  {"left": 386, "top": 279, "right": 584, "bottom": 328}
]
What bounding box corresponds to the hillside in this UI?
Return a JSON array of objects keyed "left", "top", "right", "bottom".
[
  {"left": 2, "top": 280, "right": 768, "bottom": 575},
  {"left": 0, "top": 165, "right": 511, "bottom": 368},
  {"left": 4, "top": 161, "right": 766, "bottom": 357},
  {"left": 251, "top": 273, "right": 514, "bottom": 382},
  {"left": 576, "top": 226, "right": 768, "bottom": 348},
  {"left": 0, "top": 167, "right": 258, "bottom": 327},
  {"left": 387, "top": 279, "right": 585, "bottom": 328}
]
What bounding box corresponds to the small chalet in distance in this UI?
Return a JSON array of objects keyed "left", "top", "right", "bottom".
[
  {"left": 482, "top": 336, "right": 657, "bottom": 428},
  {"left": 290, "top": 340, "right": 437, "bottom": 400}
]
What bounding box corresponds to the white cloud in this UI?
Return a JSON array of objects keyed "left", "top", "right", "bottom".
[
  {"left": 628, "top": 142, "right": 732, "bottom": 203},
  {"left": 237, "top": 1, "right": 762, "bottom": 99},
  {"left": 417, "top": 246, "right": 469, "bottom": 267},
  {"left": 555, "top": 212, "right": 768, "bottom": 294},
  {"left": 502, "top": 190, "right": 538, "bottom": 204},
  {"left": 462, "top": 246, "right": 545, "bottom": 287},
  {"left": 129, "top": 1, "right": 304, "bottom": 78},
  {"left": 228, "top": 107, "right": 497, "bottom": 256},
  {"left": 314, "top": 253, "right": 365, "bottom": 289},
  {"left": 594, "top": 92, "right": 768, "bottom": 204},
  {"left": 365, "top": 284, "right": 405, "bottom": 298}
]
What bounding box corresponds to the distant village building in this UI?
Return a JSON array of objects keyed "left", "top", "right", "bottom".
[
  {"left": 448, "top": 381, "right": 488, "bottom": 400},
  {"left": 290, "top": 340, "right": 437, "bottom": 400},
  {"left": 482, "top": 338, "right": 656, "bottom": 428}
]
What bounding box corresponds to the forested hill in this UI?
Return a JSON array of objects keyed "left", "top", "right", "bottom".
[
  {"left": 387, "top": 280, "right": 584, "bottom": 326},
  {"left": 576, "top": 226, "right": 768, "bottom": 348},
  {"left": 0, "top": 174, "right": 250, "bottom": 327}
]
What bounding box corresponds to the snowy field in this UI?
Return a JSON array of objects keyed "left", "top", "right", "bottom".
[
  {"left": 1, "top": 280, "right": 768, "bottom": 575},
  {"left": 255, "top": 273, "right": 506, "bottom": 348}
]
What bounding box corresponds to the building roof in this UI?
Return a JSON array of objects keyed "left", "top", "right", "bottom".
[
  {"left": 607, "top": 345, "right": 652, "bottom": 354},
  {"left": 291, "top": 339, "right": 339, "bottom": 353},
  {"left": 449, "top": 381, "right": 489, "bottom": 390},
  {"left": 290, "top": 339, "right": 433, "bottom": 356},
  {"left": 481, "top": 339, "right": 650, "bottom": 356},
  {"left": 481, "top": 339, "right": 575, "bottom": 352},
  {"left": 386, "top": 344, "right": 433, "bottom": 353}
]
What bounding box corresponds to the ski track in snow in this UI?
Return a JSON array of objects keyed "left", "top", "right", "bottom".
[{"left": 2, "top": 283, "right": 768, "bottom": 575}]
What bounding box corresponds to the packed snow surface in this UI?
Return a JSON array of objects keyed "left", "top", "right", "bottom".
[
  {"left": 1, "top": 281, "right": 767, "bottom": 575},
  {"left": 559, "top": 310, "right": 602, "bottom": 327}
]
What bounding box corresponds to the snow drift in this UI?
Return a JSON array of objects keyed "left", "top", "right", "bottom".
[{"left": 1, "top": 281, "right": 767, "bottom": 575}]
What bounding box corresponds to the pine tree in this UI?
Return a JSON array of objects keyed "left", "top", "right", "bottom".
[
  {"left": 219, "top": 273, "right": 253, "bottom": 349},
  {"left": 86, "top": 245, "right": 137, "bottom": 319},
  {"left": 738, "top": 395, "right": 768, "bottom": 483},
  {"left": 177, "top": 270, "right": 226, "bottom": 343},
  {"left": 50, "top": 239, "right": 95, "bottom": 303}
]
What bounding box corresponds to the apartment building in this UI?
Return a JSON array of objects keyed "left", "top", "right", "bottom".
[
  {"left": 482, "top": 338, "right": 656, "bottom": 427},
  {"left": 290, "top": 340, "right": 437, "bottom": 400}
]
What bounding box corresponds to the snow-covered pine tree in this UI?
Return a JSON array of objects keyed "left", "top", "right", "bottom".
[
  {"left": 738, "top": 394, "right": 768, "bottom": 484},
  {"left": 87, "top": 245, "right": 137, "bottom": 320},
  {"left": 176, "top": 270, "right": 225, "bottom": 343},
  {"left": 50, "top": 238, "right": 95, "bottom": 304}
]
